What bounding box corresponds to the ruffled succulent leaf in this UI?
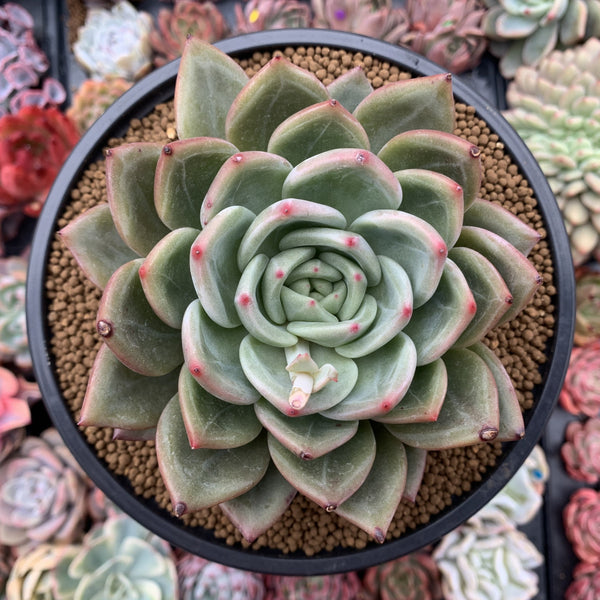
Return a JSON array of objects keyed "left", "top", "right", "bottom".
[
  {"left": 403, "top": 445, "right": 428, "bottom": 502},
  {"left": 354, "top": 73, "right": 455, "bottom": 154},
  {"left": 394, "top": 168, "right": 464, "bottom": 248},
  {"left": 335, "top": 427, "right": 407, "bottom": 543},
  {"left": 226, "top": 55, "right": 330, "bottom": 151},
  {"left": 140, "top": 227, "right": 199, "bottom": 329},
  {"left": 154, "top": 137, "right": 238, "bottom": 230},
  {"left": 463, "top": 198, "right": 541, "bottom": 256},
  {"left": 182, "top": 299, "right": 260, "bottom": 405},
  {"left": 201, "top": 151, "right": 292, "bottom": 226},
  {"left": 174, "top": 38, "right": 248, "bottom": 139},
  {"left": 469, "top": 342, "right": 525, "bottom": 442},
  {"left": 281, "top": 148, "right": 402, "bottom": 223},
  {"left": 156, "top": 396, "right": 269, "bottom": 515},
  {"left": 448, "top": 247, "right": 512, "bottom": 347},
  {"left": 268, "top": 421, "right": 376, "bottom": 511},
  {"left": 178, "top": 367, "right": 262, "bottom": 449},
  {"left": 327, "top": 66, "right": 373, "bottom": 113},
  {"left": 220, "top": 462, "right": 297, "bottom": 543},
  {"left": 378, "top": 130, "right": 482, "bottom": 210},
  {"left": 97, "top": 259, "right": 183, "bottom": 376},
  {"left": 267, "top": 100, "right": 370, "bottom": 165},
  {"left": 190, "top": 205, "right": 255, "bottom": 328},
  {"left": 239, "top": 335, "right": 358, "bottom": 416},
  {"left": 385, "top": 347, "right": 499, "bottom": 449},
  {"left": 350, "top": 209, "right": 446, "bottom": 308},
  {"left": 403, "top": 259, "right": 476, "bottom": 366},
  {"left": 323, "top": 333, "right": 417, "bottom": 420},
  {"left": 59, "top": 204, "right": 138, "bottom": 289},
  {"left": 374, "top": 359, "right": 447, "bottom": 425},
  {"left": 457, "top": 226, "right": 541, "bottom": 324},
  {"left": 254, "top": 398, "right": 359, "bottom": 459},
  {"left": 79, "top": 344, "right": 178, "bottom": 430}
]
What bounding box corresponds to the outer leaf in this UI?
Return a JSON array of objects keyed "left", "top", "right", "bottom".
[
  {"left": 182, "top": 300, "right": 260, "bottom": 405},
  {"left": 226, "top": 55, "right": 329, "bottom": 151},
  {"left": 385, "top": 347, "right": 500, "bottom": 449},
  {"left": 327, "top": 66, "right": 373, "bottom": 113},
  {"left": 254, "top": 398, "right": 358, "bottom": 459},
  {"left": 403, "top": 446, "right": 428, "bottom": 502},
  {"left": 106, "top": 142, "right": 169, "bottom": 256},
  {"left": 268, "top": 421, "right": 376, "bottom": 511},
  {"left": 335, "top": 427, "right": 407, "bottom": 543},
  {"left": 378, "top": 130, "right": 482, "bottom": 210},
  {"left": 79, "top": 344, "right": 178, "bottom": 430},
  {"left": 174, "top": 38, "right": 248, "bottom": 139},
  {"left": 154, "top": 137, "right": 238, "bottom": 230},
  {"left": 59, "top": 204, "right": 138, "bottom": 290},
  {"left": 220, "top": 463, "right": 297, "bottom": 543},
  {"left": 156, "top": 396, "right": 269, "bottom": 515},
  {"left": 267, "top": 100, "right": 370, "bottom": 165},
  {"left": 178, "top": 367, "right": 262, "bottom": 449},
  {"left": 97, "top": 259, "right": 182, "bottom": 376}
]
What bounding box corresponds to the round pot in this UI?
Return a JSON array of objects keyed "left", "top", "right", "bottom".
[{"left": 26, "top": 29, "right": 575, "bottom": 575}]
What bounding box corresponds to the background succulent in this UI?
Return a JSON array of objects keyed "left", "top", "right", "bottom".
[
  {"left": 263, "top": 572, "right": 367, "bottom": 600},
  {"left": 62, "top": 38, "right": 540, "bottom": 545},
  {"left": 563, "top": 487, "right": 600, "bottom": 564},
  {"left": 559, "top": 340, "right": 600, "bottom": 417},
  {"left": 0, "top": 366, "right": 33, "bottom": 438},
  {"left": 561, "top": 417, "right": 600, "bottom": 483},
  {"left": 234, "top": 0, "right": 312, "bottom": 34},
  {"left": 482, "top": 0, "right": 600, "bottom": 78},
  {"left": 574, "top": 265, "right": 600, "bottom": 346},
  {"left": 565, "top": 561, "right": 600, "bottom": 600},
  {"left": 504, "top": 38, "right": 600, "bottom": 265}
]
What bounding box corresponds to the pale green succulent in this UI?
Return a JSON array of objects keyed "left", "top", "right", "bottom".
[
  {"left": 504, "top": 37, "right": 600, "bottom": 265},
  {"left": 61, "top": 39, "right": 541, "bottom": 543}
]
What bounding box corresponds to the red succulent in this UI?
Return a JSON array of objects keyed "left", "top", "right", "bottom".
[
  {"left": 565, "top": 561, "right": 600, "bottom": 600},
  {"left": 561, "top": 417, "right": 600, "bottom": 484},
  {"left": 264, "top": 572, "right": 371, "bottom": 600},
  {"left": 563, "top": 488, "right": 600, "bottom": 564},
  {"left": 559, "top": 341, "right": 600, "bottom": 417}
]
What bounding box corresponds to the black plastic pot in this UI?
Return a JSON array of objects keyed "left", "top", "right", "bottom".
[{"left": 26, "top": 30, "right": 575, "bottom": 575}]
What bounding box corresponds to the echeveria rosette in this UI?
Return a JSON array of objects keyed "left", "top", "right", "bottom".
[
  {"left": 563, "top": 487, "right": 600, "bottom": 563},
  {"left": 559, "top": 340, "right": 600, "bottom": 417},
  {"left": 61, "top": 39, "right": 541, "bottom": 543}
]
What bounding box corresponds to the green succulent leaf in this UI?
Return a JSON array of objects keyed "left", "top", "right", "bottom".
[
  {"left": 178, "top": 367, "right": 262, "bottom": 449},
  {"left": 226, "top": 55, "right": 330, "bottom": 151},
  {"left": 522, "top": 22, "right": 558, "bottom": 67},
  {"left": 79, "top": 344, "right": 178, "bottom": 431},
  {"left": 281, "top": 148, "right": 402, "bottom": 223},
  {"left": 220, "top": 462, "right": 297, "bottom": 543},
  {"left": 106, "top": 142, "right": 169, "bottom": 256},
  {"left": 403, "top": 445, "right": 428, "bottom": 502},
  {"left": 280, "top": 285, "right": 339, "bottom": 323},
  {"left": 254, "top": 398, "right": 358, "bottom": 459},
  {"left": 154, "top": 137, "right": 238, "bottom": 230},
  {"left": 182, "top": 299, "right": 260, "bottom": 405},
  {"left": 494, "top": 11, "right": 539, "bottom": 37},
  {"left": 335, "top": 427, "right": 407, "bottom": 543},
  {"left": 140, "top": 227, "right": 199, "bottom": 329},
  {"left": 327, "top": 66, "right": 373, "bottom": 113},
  {"left": 156, "top": 396, "right": 269, "bottom": 514},
  {"left": 268, "top": 421, "right": 376, "bottom": 510},
  {"left": 385, "top": 347, "right": 500, "bottom": 449},
  {"left": 175, "top": 38, "right": 248, "bottom": 139},
  {"left": 59, "top": 204, "right": 139, "bottom": 290},
  {"left": 97, "top": 259, "right": 183, "bottom": 376},
  {"left": 378, "top": 130, "right": 482, "bottom": 210},
  {"left": 354, "top": 73, "right": 455, "bottom": 154}
]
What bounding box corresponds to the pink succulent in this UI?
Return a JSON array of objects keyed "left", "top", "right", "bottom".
[
  {"left": 565, "top": 561, "right": 600, "bottom": 600},
  {"left": 363, "top": 551, "right": 443, "bottom": 600},
  {"left": 560, "top": 341, "right": 600, "bottom": 418},
  {"left": 234, "top": 0, "right": 312, "bottom": 34},
  {"left": 0, "top": 366, "right": 33, "bottom": 437},
  {"left": 574, "top": 265, "right": 600, "bottom": 347},
  {"left": 264, "top": 572, "right": 371, "bottom": 600},
  {"left": 563, "top": 488, "right": 600, "bottom": 564},
  {"left": 561, "top": 418, "right": 600, "bottom": 484}
]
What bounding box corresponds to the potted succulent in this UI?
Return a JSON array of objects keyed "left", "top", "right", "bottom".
[{"left": 26, "top": 30, "right": 574, "bottom": 574}]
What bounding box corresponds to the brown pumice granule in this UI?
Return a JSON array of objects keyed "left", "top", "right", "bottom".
[{"left": 45, "top": 47, "right": 556, "bottom": 555}]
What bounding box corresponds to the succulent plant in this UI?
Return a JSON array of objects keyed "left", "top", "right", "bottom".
[
  {"left": 1, "top": 543, "right": 14, "bottom": 598},
  {"left": 433, "top": 512, "right": 543, "bottom": 600},
  {"left": 400, "top": 0, "right": 488, "bottom": 74},
  {"left": 363, "top": 550, "right": 443, "bottom": 600},
  {"left": 482, "top": 0, "right": 600, "bottom": 78},
  {"left": 234, "top": 0, "right": 312, "bottom": 34},
  {"left": 53, "top": 514, "right": 178, "bottom": 600},
  {"left": 73, "top": 0, "right": 154, "bottom": 81},
  {"left": 66, "top": 78, "right": 132, "bottom": 134},
  {"left": 0, "top": 428, "right": 89, "bottom": 553},
  {"left": 561, "top": 417, "right": 600, "bottom": 483},
  {"left": 0, "top": 366, "right": 33, "bottom": 438},
  {"left": 0, "top": 426, "right": 24, "bottom": 464},
  {"left": 503, "top": 38, "right": 600, "bottom": 265},
  {"left": 563, "top": 487, "right": 600, "bottom": 563},
  {"left": 62, "top": 38, "right": 541, "bottom": 543},
  {"left": 150, "top": 0, "right": 228, "bottom": 67},
  {"left": 565, "top": 561, "right": 600, "bottom": 600},
  {"left": 559, "top": 340, "right": 600, "bottom": 417},
  {"left": 311, "top": 0, "right": 409, "bottom": 43},
  {"left": 574, "top": 265, "right": 600, "bottom": 346},
  {"left": 264, "top": 572, "right": 367, "bottom": 600},
  {"left": 177, "top": 554, "right": 265, "bottom": 600}
]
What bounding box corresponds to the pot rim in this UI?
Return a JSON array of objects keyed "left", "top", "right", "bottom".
[{"left": 26, "top": 29, "right": 574, "bottom": 575}]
